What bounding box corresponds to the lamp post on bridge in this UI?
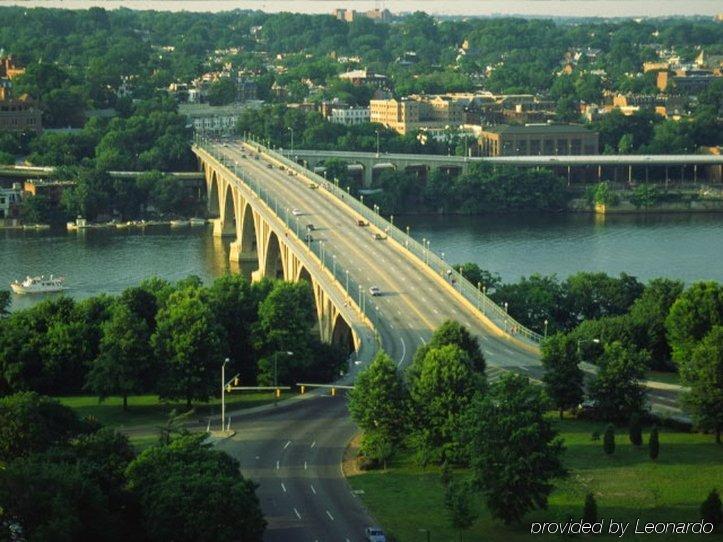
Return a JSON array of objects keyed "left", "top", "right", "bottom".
[
  {"left": 375, "top": 129, "right": 380, "bottom": 157},
  {"left": 544, "top": 319, "right": 549, "bottom": 339},
  {"left": 288, "top": 127, "right": 294, "bottom": 153}
]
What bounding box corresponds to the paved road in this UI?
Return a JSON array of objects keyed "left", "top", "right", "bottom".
[{"left": 207, "top": 140, "right": 683, "bottom": 541}]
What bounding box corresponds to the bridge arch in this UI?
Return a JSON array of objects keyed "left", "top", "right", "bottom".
[
  {"left": 331, "top": 313, "right": 355, "bottom": 356},
  {"left": 207, "top": 170, "right": 220, "bottom": 218},
  {"left": 263, "top": 230, "right": 285, "bottom": 279},
  {"left": 297, "top": 265, "right": 313, "bottom": 285},
  {"left": 239, "top": 202, "right": 258, "bottom": 256}
]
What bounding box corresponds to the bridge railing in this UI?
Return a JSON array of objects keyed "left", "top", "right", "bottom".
[
  {"left": 242, "top": 137, "right": 543, "bottom": 346},
  {"left": 194, "top": 141, "right": 386, "bottom": 347}
]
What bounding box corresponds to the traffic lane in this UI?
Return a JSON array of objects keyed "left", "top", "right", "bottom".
[
  {"left": 222, "top": 145, "right": 683, "bottom": 414},
  {"left": 230, "top": 152, "right": 438, "bottom": 344},
  {"left": 308, "top": 395, "right": 372, "bottom": 542},
  {"left": 218, "top": 396, "right": 356, "bottom": 542},
  {"left": 236, "top": 155, "right": 440, "bottom": 329},
  {"left": 229, "top": 147, "right": 540, "bottom": 372},
  {"left": 224, "top": 145, "right": 547, "bottom": 364}
]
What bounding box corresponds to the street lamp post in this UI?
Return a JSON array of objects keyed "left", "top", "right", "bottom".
[
  {"left": 375, "top": 129, "right": 380, "bottom": 157},
  {"left": 288, "top": 127, "right": 294, "bottom": 153},
  {"left": 345, "top": 269, "right": 349, "bottom": 293},
  {"left": 544, "top": 319, "right": 549, "bottom": 338},
  {"left": 332, "top": 254, "right": 337, "bottom": 276},
  {"left": 221, "top": 357, "right": 229, "bottom": 431}
]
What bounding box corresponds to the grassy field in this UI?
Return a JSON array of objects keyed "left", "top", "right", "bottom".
[
  {"left": 58, "top": 393, "right": 277, "bottom": 450},
  {"left": 347, "top": 418, "right": 723, "bottom": 542}
]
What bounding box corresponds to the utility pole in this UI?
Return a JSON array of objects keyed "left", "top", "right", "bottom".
[{"left": 221, "top": 357, "right": 229, "bottom": 431}]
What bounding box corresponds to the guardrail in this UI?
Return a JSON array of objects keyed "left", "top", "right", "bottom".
[
  {"left": 238, "top": 136, "right": 543, "bottom": 346},
  {"left": 193, "top": 140, "right": 387, "bottom": 349}
]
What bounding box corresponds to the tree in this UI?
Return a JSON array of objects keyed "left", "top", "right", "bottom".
[
  {"left": 0, "top": 457, "right": 118, "bottom": 542},
  {"left": 255, "top": 281, "right": 317, "bottom": 385},
  {"left": 206, "top": 275, "right": 258, "bottom": 385},
  {"left": 603, "top": 424, "right": 616, "bottom": 455},
  {"left": 408, "top": 344, "right": 480, "bottom": 464},
  {"left": 666, "top": 282, "right": 723, "bottom": 366},
  {"left": 86, "top": 303, "right": 156, "bottom": 410},
  {"left": 469, "top": 373, "right": 565, "bottom": 524},
  {"left": 629, "top": 413, "right": 643, "bottom": 446},
  {"left": 492, "top": 274, "right": 566, "bottom": 334},
  {"left": 0, "top": 392, "right": 83, "bottom": 462},
  {"left": 679, "top": 326, "right": 723, "bottom": 443},
  {"left": 348, "top": 351, "right": 408, "bottom": 463},
  {"left": 0, "top": 290, "right": 9, "bottom": 316},
  {"left": 452, "top": 263, "right": 501, "bottom": 292},
  {"left": 444, "top": 481, "right": 479, "bottom": 541},
  {"left": 583, "top": 493, "right": 598, "bottom": 523},
  {"left": 649, "top": 426, "right": 660, "bottom": 460},
  {"left": 125, "top": 434, "right": 266, "bottom": 542},
  {"left": 412, "top": 320, "right": 486, "bottom": 375},
  {"left": 700, "top": 489, "right": 722, "bottom": 532},
  {"left": 152, "top": 287, "right": 225, "bottom": 407},
  {"left": 588, "top": 342, "right": 648, "bottom": 423},
  {"left": 628, "top": 278, "right": 684, "bottom": 370},
  {"left": 541, "top": 333, "right": 584, "bottom": 419}
]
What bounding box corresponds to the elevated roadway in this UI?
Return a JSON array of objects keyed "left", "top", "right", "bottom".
[{"left": 196, "top": 140, "right": 685, "bottom": 541}]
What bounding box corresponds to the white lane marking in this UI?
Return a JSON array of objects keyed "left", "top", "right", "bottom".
[
  {"left": 310, "top": 484, "right": 317, "bottom": 494},
  {"left": 281, "top": 483, "right": 287, "bottom": 493},
  {"left": 310, "top": 441, "right": 316, "bottom": 449},
  {"left": 304, "top": 461, "right": 308, "bottom": 470},
  {"left": 420, "top": 337, "right": 427, "bottom": 345},
  {"left": 276, "top": 460, "right": 280, "bottom": 470},
  {"left": 326, "top": 510, "right": 335, "bottom": 521},
  {"left": 398, "top": 337, "right": 407, "bottom": 367},
  {"left": 294, "top": 508, "right": 302, "bottom": 519},
  {"left": 284, "top": 440, "right": 292, "bottom": 450}
]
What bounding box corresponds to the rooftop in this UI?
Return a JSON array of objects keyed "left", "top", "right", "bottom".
[{"left": 482, "top": 123, "right": 594, "bottom": 135}]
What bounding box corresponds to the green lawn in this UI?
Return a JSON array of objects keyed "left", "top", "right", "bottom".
[
  {"left": 347, "top": 418, "right": 723, "bottom": 542},
  {"left": 58, "top": 393, "right": 277, "bottom": 450}
]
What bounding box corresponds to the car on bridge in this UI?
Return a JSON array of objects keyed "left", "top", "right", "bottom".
[
  {"left": 365, "top": 527, "right": 387, "bottom": 542},
  {"left": 292, "top": 208, "right": 302, "bottom": 216},
  {"left": 371, "top": 232, "right": 387, "bottom": 240},
  {"left": 306, "top": 223, "right": 315, "bottom": 231},
  {"left": 356, "top": 219, "right": 369, "bottom": 227},
  {"left": 369, "top": 286, "right": 381, "bottom": 296}
]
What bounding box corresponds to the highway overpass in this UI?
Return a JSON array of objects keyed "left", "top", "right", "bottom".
[
  {"left": 282, "top": 148, "right": 723, "bottom": 186},
  {"left": 192, "top": 139, "right": 685, "bottom": 542}
]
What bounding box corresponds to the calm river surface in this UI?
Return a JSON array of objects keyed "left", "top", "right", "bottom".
[
  {"left": 1, "top": 213, "right": 721, "bottom": 311},
  {"left": 0, "top": 1, "right": 719, "bottom": 17}
]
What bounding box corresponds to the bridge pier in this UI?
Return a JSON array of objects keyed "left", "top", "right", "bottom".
[
  {"left": 212, "top": 218, "right": 235, "bottom": 237},
  {"left": 228, "top": 241, "right": 258, "bottom": 263}
]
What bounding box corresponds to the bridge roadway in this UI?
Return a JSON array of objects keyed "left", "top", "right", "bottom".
[{"left": 208, "top": 140, "right": 682, "bottom": 542}]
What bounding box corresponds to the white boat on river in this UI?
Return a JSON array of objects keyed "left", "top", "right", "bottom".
[{"left": 10, "top": 275, "right": 67, "bottom": 295}]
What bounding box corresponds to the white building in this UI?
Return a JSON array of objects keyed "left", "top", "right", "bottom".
[
  {"left": 330, "top": 106, "right": 370, "bottom": 126},
  {"left": 0, "top": 183, "right": 22, "bottom": 219},
  {"left": 179, "top": 102, "right": 262, "bottom": 136}
]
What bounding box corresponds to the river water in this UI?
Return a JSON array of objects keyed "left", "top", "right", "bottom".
[
  {"left": 1, "top": 213, "right": 721, "bottom": 311},
  {"left": 0, "top": 1, "right": 719, "bottom": 17}
]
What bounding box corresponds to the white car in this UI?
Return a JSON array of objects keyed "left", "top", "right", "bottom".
[
  {"left": 369, "top": 286, "right": 381, "bottom": 297},
  {"left": 365, "top": 527, "right": 386, "bottom": 542},
  {"left": 292, "top": 209, "right": 302, "bottom": 216}
]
